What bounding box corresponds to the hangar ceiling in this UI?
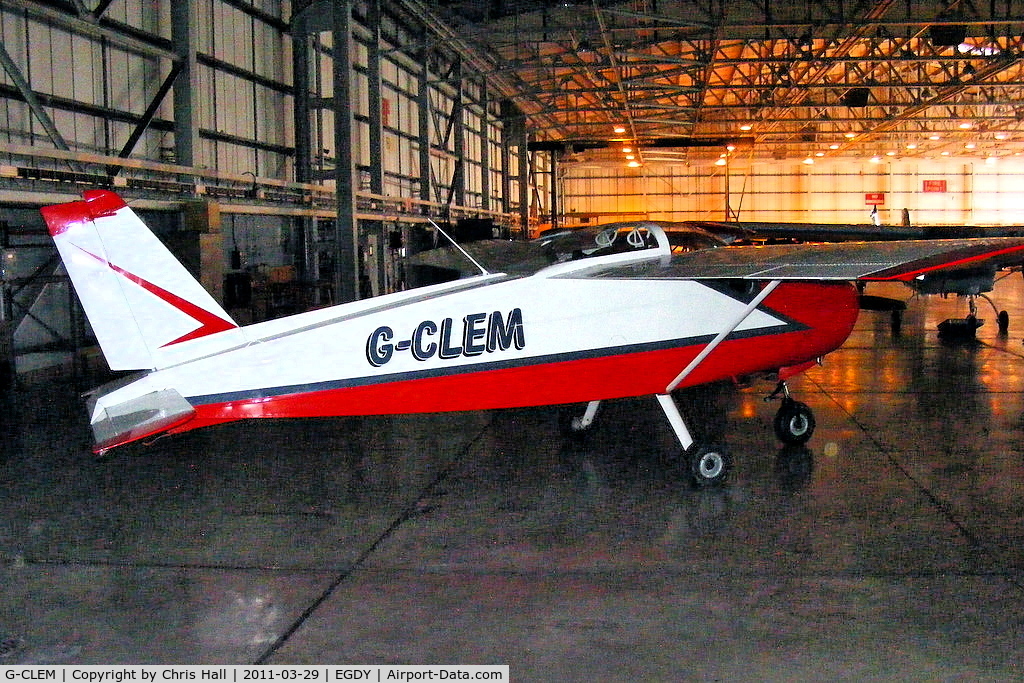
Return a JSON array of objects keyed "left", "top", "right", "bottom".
[{"left": 426, "top": 0, "right": 1024, "bottom": 166}]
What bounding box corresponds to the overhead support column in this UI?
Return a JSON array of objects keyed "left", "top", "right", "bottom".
[
  {"left": 418, "top": 37, "right": 433, "bottom": 208},
  {"left": 332, "top": 0, "right": 360, "bottom": 304},
  {"left": 445, "top": 60, "right": 466, "bottom": 212},
  {"left": 171, "top": 0, "right": 199, "bottom": 170},
  {"left": 454, "top": 61, "right": 465, "bottom": 209},
  {"left": 366, "top": 0, "right": 386, "bottom": 296},
  {"left": 518, "top": 132, "right": 529, "bottom": 235},
  {"left": 480, "top": 82, "right": 491, "bottom": 213},
  {"left": 291, "top": 19, "right": 314, "bottom": 286},
  {"left": 549, "top": 153, "right": 558, "bottom": 231},
  {"left": 500, "top": 109, "right": 511, "bottom": 216}
]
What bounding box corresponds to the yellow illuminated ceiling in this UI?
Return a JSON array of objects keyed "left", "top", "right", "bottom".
[{"left": 430, "top": 0, "right": 1024, "bottom": 163}]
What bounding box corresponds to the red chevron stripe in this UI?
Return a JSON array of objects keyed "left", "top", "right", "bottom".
[{"left": 73, "top": 245, "right": 237, "bottom": 345}]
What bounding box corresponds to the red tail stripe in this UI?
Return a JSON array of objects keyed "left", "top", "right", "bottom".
[{"left": 74, "top": 246, "right": 237, "bottom": 345}]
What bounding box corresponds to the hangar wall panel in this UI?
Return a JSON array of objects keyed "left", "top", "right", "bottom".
[{"left": 562, "top": 159, "right": 1024, "bottom": 226}]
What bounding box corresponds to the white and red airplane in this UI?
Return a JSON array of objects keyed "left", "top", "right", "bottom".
[{"left": 40, "top": 190, "right": 1024, "bottom": 485}]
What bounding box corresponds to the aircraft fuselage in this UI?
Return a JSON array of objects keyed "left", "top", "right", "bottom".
[{"left": 105, "top": 275, "right": 860, "bottom": 435}]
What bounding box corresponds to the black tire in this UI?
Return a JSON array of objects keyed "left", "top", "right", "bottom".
[
  {"left": 773, "top": 399, "right": 815, "bottom": 444},
  {"left": 689, "top": 444, "right": 732, "bottom": 487}
]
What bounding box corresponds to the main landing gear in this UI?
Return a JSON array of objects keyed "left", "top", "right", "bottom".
[
  {"left": 564, "top": 382, "right": 818, "bottom": 488},
  {"left": 562, "top": 396, "right": 733, "bottom": 487}
]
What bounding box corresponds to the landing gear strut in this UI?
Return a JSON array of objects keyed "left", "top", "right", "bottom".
[{"left": 564, "top": 396, "right": 733, "bottom": 487}]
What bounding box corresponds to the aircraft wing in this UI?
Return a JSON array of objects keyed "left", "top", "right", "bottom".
[
  {"left": 578, "top": 237, "right": 1024, "bottom": 282},
  {"left": 689, "top": 220, "right": 1024, "bottom": 241},
  {"left": 687, "top": 220, "right": 925, "bottom": 241}
]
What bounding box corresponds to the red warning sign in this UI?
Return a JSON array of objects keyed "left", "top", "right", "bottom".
[{"left": 865, "top": 192, "right": 885, "bottom": 205}]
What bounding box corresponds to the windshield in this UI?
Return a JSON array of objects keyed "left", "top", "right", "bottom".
[{"left": 533, "top": 222, "right": 668, "bottom": 263}]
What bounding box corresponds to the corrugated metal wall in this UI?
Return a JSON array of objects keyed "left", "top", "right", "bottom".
[{"left": 562, "top": 158, "right": 1024, "bottom": 226}]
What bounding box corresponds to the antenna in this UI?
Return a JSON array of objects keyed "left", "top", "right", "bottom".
[{"left": 425, "top": 217, "right": 491, "bottom": 276}]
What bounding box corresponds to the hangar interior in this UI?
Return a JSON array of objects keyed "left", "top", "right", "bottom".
[{"left": 2, "top": 0, "right": 1024, "bottom": 676}]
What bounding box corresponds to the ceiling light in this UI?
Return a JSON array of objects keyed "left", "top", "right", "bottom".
[
  {"left": 622, "top": 147, "right": 633, "bottom": 153},
  {"left": 815, "top": 152, "right": 825, "bottom": 157},
  {"left": 627, "top": 160, "right": 642, "bottom": 168},
  {"left": 886, "top": 151, "right": 896, "bottom": 156},
  {"left": 714, "top": 158, "right": 727, "bottom": 166},
  {"left": 986, "top": 156, "right": 998, "bottom": 164},
  {"left": 929, "top": 134, "right": 941, "bottom": 140},
  {"left": 869, "top": 156, "right": 882, "bottom": 163},
  {"left": 906, "top": 143, "right": 918, "bottom": 149},
  {"left": 965, "top": 142, "right": 976, "bottom": 149},
  {"left": 995, "top": 132, "right": 1008, "bottom": 140},
  {"left": 613, "top": 126, "right": 626, "bottom": 134},
  {"left": 941, "top": 151, "right": 950, "bottom": 156},
  {"left": 844, "top": 132, "right": 856, "bottom": 138},
  {"left": 959, "top": 122, "right": 973, "bottom": 129},
  {"left": 958, "top": 43, "right": 999, "bottom": 56},
  {"left": 802, "top": 157, "right": 814, "bottom": 165},
  {"left": 739, "top": 123, "right": 752, "bottom": 131},
  {"left": 829, "top": 144, "right": 840, "bottom": 150},
  {"left": 625, "top": 154, "right": 635, "bottom": 160}
]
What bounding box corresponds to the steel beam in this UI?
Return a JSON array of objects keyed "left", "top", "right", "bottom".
[
  {"left": 333, "top": 0, "right": 360, "bottom": 304},
  {"left": 171, "top": 0, "right": 199, "bottom": 169},
  {"left": 0, "top": 41, "right": 75, "bottom": 163}
]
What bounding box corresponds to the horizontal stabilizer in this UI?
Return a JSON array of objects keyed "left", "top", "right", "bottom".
[{"left": 87, "top": 386, "right": 196, "bottom": 454}]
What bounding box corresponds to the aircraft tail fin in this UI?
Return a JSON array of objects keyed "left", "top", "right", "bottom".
[{"left": 41, "top": 190, "right": 238, "bottom": 371}]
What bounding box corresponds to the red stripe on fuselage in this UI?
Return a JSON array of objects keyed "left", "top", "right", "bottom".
[{"left": 175, "top": 281, "right": 860, "bottom": 432}]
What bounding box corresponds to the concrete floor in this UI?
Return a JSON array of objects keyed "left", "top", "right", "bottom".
[{"left": 2, "top": 276, "right": 1024, "bottom": 679}]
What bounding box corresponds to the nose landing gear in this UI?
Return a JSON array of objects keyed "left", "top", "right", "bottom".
[{"left": 766, "top": 381, "right": 816, "bottom": 445}]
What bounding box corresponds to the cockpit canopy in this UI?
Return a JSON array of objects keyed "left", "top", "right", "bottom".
[{"left": 406, "top": 221, "right": 726, "bottom": 279}]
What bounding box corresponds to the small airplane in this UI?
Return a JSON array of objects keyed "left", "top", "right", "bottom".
[{"left": 41, "top": 191, "right": 1024, "bottom": 485}]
